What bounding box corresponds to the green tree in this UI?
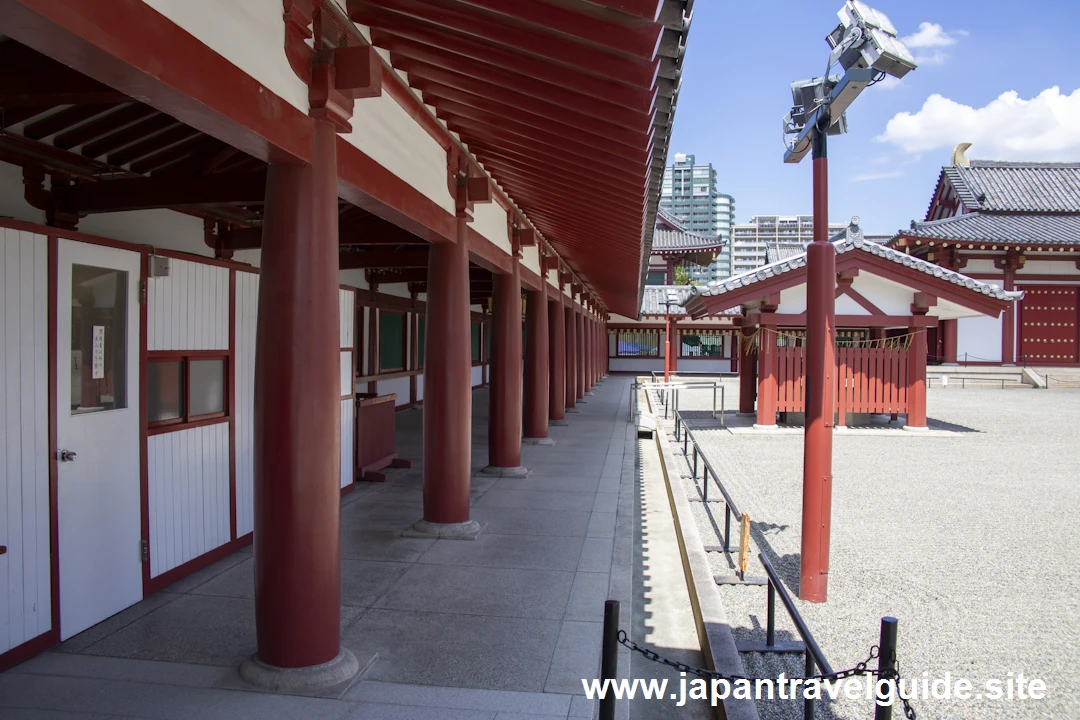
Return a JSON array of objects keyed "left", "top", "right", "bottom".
[{"left": 672, "top": 265, "right": 693, "bottom": 286}]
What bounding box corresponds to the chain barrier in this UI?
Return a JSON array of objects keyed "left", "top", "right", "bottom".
[{"left": 617, "top": 631, "right": 916, "bottom": 719}]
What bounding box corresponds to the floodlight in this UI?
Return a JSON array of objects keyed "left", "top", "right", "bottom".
[
  {"left": 861, "top": 27, "right": 916, "bottom": 78},
  {"left": 846, "top": 0, "right": 897, "bottom": 37}
]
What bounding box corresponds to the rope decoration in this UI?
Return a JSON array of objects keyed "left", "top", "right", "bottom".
[{"left": 738, "top": 327, "right": 926, "bottom": 352}]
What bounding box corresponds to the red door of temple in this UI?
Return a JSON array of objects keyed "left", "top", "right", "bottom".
[{"left": 1019, "top": 286, "right": 1079, "bottom": 364}]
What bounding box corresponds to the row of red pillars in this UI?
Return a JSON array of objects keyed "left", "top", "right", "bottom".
[{"left": 251, "top": 128, "right": 608, "bottom": 672}]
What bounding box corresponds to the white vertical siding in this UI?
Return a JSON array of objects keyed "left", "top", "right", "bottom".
[
  {"left": 234, "top": 271, "right": 258, "bottom": 538},
  {"left": 360, "top": 307, "right": 369, "bottom": 375},
  {"left": 339, "top": 289, "right": 354, "bottom": 348},
  {"left": 471, "top": 365, "right": 484, "bottom": 387},
  {"left": 147, "top": 423, "right": 230, "bottom": 578},
  {"left": 340, "top": 398, "right": 354, "bottom": 489},
  {"left": 147, "top": 258, "right": 229, "bottom": 351},
  {"left": 0, "top": 228, "right": 51, "bottom": 652},
  {"left": 416, "top": 374, "right": 424, "bottom": 402},
  {"left": 340, "top": 351, "right": 353, "bottom": 398}
]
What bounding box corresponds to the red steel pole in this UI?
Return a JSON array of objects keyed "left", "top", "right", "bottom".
[
  {"left": 576, "top": 308, "right": 586, "bottom": 399},
  {"left": 523, "top": 288, "right": 549, "bottom": 439},
  {"left": 487, "top": 260, "right": 523, "bottom": 470},
  {"left": 548, "top": 298, "right": 566, "bottom": 422},
  {"left": 800, "top": 123, "right": 836, "bottom": 603},
  {"left": 253, "top": 120, "right": 342, "bottom": 668},
  {"left": 582, "top": 310, "right": 592, "bottom": 394},
  {"left": 738, "top": 326, "right": 757, "bottom": 414},
  {"left": 663, "top": 314, "right": 673, "bottom": 382}
]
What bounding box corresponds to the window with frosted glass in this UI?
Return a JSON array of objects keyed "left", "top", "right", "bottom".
[
  {"left": 148, "top": 361, "right": 184, "bottom": 423},
  {"left": 189, "top": 359, "right": 225, "bottom": 416}
]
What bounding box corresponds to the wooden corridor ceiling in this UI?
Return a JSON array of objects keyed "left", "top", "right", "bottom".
[{"left": 353, "top": 0, "right": 691, "bottom": 316}]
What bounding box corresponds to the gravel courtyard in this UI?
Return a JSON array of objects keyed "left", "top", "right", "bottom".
[{"left": 655, "top": 379, "right": 1080, "bottom": 720}]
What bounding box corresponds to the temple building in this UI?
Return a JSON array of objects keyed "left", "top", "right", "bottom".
[
  {"left": 0, "top": 0, "right": 693, "bottom": 677},
  {"left": 887, "top": 146, "right": 1080, "bottom": 366}
]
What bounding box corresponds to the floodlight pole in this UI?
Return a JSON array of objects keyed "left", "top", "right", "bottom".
[
  {"left": 664, "top": 302, "right": 673, "bottom": 382},
  {"left": 801, "top": 117, "right": 836, "bottom": 603}
]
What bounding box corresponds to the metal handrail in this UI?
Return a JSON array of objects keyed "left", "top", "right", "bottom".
[{"left": 758, "top": 553, "right": 834, "bottom": 677}]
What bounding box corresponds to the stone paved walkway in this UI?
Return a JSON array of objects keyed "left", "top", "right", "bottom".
[{"left": 2, "top": 375, "right": 709, "bottom": 720}]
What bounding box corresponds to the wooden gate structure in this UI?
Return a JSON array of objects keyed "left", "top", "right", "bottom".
[{"left": 776, "top": 346, "right": 911, "bottom": 425}]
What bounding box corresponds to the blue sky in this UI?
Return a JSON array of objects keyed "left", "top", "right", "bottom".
[{"left": 669, "top": 0, "right": 1080, "bottom": 234}]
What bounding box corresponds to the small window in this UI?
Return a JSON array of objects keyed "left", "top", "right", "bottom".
[
  {"left": 680, "top": 333, "right": 727, "bottom": 358},
  {"left": 379, "top": 312, "right": 405, "bottom": 372},
  {"left": 472, "top": 323, "right": 482, "bottom": 363},
  {"left": 148, "top": 354, "right": 228, "bottom": 431},
  {"left": 616, "top": 330, "right": 660, "bottom": 357}
]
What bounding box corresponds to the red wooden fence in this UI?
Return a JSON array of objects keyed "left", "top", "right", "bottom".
[
  {"left": 356, "top": 393, "right": 408, "bottom": 482},
  {"left": 775, "top": 346, "right": 910, "bottom": 421}
]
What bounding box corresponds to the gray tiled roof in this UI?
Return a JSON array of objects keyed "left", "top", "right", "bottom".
[
  {"left": 765, "top": 241, "right": 807, "bottom": 263},
  {"left": 944, "top": 161, "right": 1080, "bottom": 213},
  {"left": 652, "top": 228, "right": 726, "bottom": 252},
  {"left": 641, "top": 285, "right": 740, "bottom": 316},
  {"left": 686, "top": 223, "right": 1024, "bottom": 305},
  {"left": 902, "top": 212, "right": 1080, "bottom": 245}
]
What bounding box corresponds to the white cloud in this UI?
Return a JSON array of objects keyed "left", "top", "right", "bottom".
[
  {"left": 876, "top": 87, "right": 1080, "bottom": 161},
  {"left": 902, "top": 22, "right": 960, "bottom": 49},
  {"left": 852, "top": 170, "right": 904, "bottom": 182},
  {"left": 899, "top": 22, "right": 966, "bottom": 66}
]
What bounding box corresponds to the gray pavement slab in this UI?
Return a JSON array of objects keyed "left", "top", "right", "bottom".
[{"left": 5, "top": 378, "right": 713, "bottom": 720}]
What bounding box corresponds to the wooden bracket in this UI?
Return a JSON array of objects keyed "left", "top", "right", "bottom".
[
  {"left": 911, "top": 291, "right": 937, "bottom": 315},
  {"left": 466, "top": 176, "right": 492, "bottom": 204}
]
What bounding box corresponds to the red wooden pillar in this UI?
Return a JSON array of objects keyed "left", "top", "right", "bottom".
[
  {"left": 418, "top": 191, "right": 477, "bottom": 530},
  {"left": 941, "top": 319, "right": 958, "bottom": 364},
  {"left": 565, "top": 300, "right": 577, "bottom": 411},
  {"left": 548, "top": 298, "right": 566, "bottom": 423},
  {"left": 523, "top": 288, "right": 550, "bottom": 441},
  {"left": 251, "top": 121, "right": 345, "bottom": 672},
  {"left": 905, "top": 325, "right": 928, "bottom": 429},
  {"left": 1002, "top": 265, "right": 1017, "bottom": 364},
  {"left": 485, "top": 260, "right": 524, "bottom": 473},
  {"left": 582, "top": 311, "right": 593, "bottom": 394},
  {"left": 755, "top": 325, "right": 778, "bottom": 427},
  {"left": 738, "top": 326, "right": 757, "bottom": 414},
  {"left": 576, "top": 308, "right": 586, "bottom": 400}
]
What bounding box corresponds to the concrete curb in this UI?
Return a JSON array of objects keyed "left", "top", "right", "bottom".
[{"left": 646, "top": 391, "right": 760, "bottom": 720}]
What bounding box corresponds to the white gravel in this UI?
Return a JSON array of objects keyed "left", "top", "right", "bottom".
[{"left": 651, "top": 379, "right": 1080, "bottom": 720}]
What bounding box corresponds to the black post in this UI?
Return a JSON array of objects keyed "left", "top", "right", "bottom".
[
  {"left": 766, "top": 580, "right": 776, "bottom": 648},
  {"left": 600, "top": 600, "right": 620, "bottom": 720},
  {"left": 875, "top": 617, "right": 898, "bottom": 720},
  {"left": 692, "top": 446, "right": 698, "bottom": 479},
  {"left": 804, "top": 651, "right": 815, "bottom": 720},
  {"left": 724, "top": 505, "right": 731, "bottom": 550}
]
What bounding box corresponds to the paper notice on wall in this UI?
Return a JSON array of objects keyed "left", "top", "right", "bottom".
[{"left": 92, "top": 325, "right": 105, "bottom": 380}]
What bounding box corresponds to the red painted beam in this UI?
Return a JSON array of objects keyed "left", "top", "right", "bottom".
[
  {"left": 53, "top": 103, "right": 156, "bottom": 150},
  {"left": 475, "top": 158, "right": 644, "bottom": 211},
  {"left": 432, "top": 99, "right": 649, "bottom": 164},
  {"left": 107, "top": 123, "right": 200, "bottom": 166},
  {"left": 22, "top": 103, "right": 117, "bottom": 140},
  {"left": 62, "top": 170, "right": 267, "bottom": 213},
  {"left": 81, "top": 113, "right": 176, "bottom": 159},
  {"left": 0, "top": 42, "right": 128, "bottom": 105},
  {"left": 467, "top": 143, "right": 647, "bottom": 199},
  {"left": 452, "top": 0, "right": 663, "bottom": 60},
  {"left": 495, "top": 185, "right": 644, "bottom": 229},
  {"left": 340, "top": 215, "right": 427, "bottom": 245},
  {"left": 129, "top": 135, "right": 209, "bottom": 175},
  {"left": 387, "top": 48, "right": 654, "bottom": 130},
  {"left": 338, "top": 248, "right": 431, "bottom": 269},
  {"left": 587, "top": 0, "right": 664, "bottom": 21},
  {"left": 349, "top": 0, "right": 659, "bottom": 87},
  {"left": 446, "top": 117, "right": 646, "bottom": 176},
  {"left": 144, "top": 136, "right": 230, "bottom": 176},
  {"left": 412, "top": 78, "right": 651, "bottom": 151}
]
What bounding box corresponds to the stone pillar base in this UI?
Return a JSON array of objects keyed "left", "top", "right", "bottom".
[
  {"left": 736, "top": 412, "right": 756, "bottom": 417},
  {"left": 404, "top": 519, "right": 483, "bottom": 540},
  {"left": 239, "top": 648, "right": 362, "bottom": 694},
  {"left": 523, "top": 437, "right": 555, "bottom": 446},
  {"left": 480, "top": 465, "right": 530, "bottom": 477},
  {"left": 549, "top": 419, "right": 570, "bottom": 426},
  {"left": 902, "top": 425, "right": 930, "bottom": 432},
  {"left": 753, "top": 424, "right": 779, "bottom": 431},
  {"left": 566, "top": 408, "right": 581, "bottom": 413},
  {"left": 585, "top": 391, "right": 594, "bottom": 396}
]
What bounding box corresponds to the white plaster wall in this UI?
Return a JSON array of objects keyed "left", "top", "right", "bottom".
[
  {"left": 147, "top": 422, "right": 230, "bottom": 578},
  {"left": 79, "top": 210, "right": 210, "bottom": 257},
  {"left": 380, "top": 376, "right": 411, "bottom": 406},
  {"left": 472, "top": 202, "right": 511, "bottom": 255},
  {"left": 416, "top": 374, "right": 424, "bottom": 402},
  {"left": 340, "top": 269, "right": 370, "bottom": 289},
  {"left": 471, "top": 365, "right": 484, "bottom": 386},
  {"left": 957, "top": 277, "right": 1005, "bottom": 363},
  {"left": 610, "top": 358, "right": 664, "bottom": 373},
  {"left": 964, "top": 259, "right": 997, "bottom": 274},
  {"left": 343, "top": 94, "right": 455, "bottom": 215},
  {"left": 141, "top": 0, "right": 309, "bottom": 114},
  {"left": 521, "top": 243, "right": 541, "bottom": 280},
  {"left": 1019, "top": 260, "right": 1080, "bottom": 276},
  {"left": 678, "top": 359, "right": 731, "bottom": 373},
  {"left": 0, "top": 162, "right": 45, "bottom": 225},
  {"left": 0, "top": 228, "right": 52, "bottom": 652}
]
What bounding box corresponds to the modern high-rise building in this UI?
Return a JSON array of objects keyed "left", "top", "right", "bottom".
[
  {"left": 731, "top": 215, "right": 847, "bottom": 275},
  {"left": 660, "top": 153, "right": 736, "bottom": 282}
]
